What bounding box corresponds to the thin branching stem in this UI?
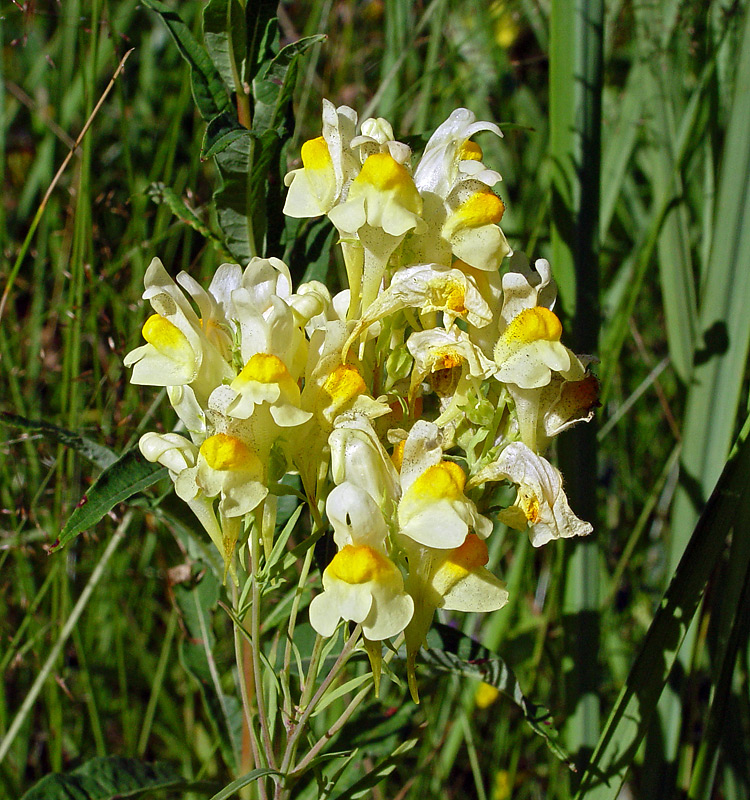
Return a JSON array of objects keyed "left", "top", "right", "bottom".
[{"left": 275, "top": 625, "right": 363, "bottom": 799}]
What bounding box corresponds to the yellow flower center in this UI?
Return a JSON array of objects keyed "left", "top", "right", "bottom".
[
  {"left": 454, "top": 190, "right": 505, "bottom": 228},
  {"left": 475, "top": 681, "right": 500, "bottom": 709},
  {"left": 235, "top": 353, "right": 298, "bottom": 397},
  {"left": 458, "top": 140, "right": 483, "bottom": 161},
  {"left": 327, "top": 544, "right": 392, "bottom": 584},
  {"left": 200, "top": 433, "right": 260, "bottom": 472},
  {"left": 351, "top": 153, "right": 422, "bottom": 213},
  {"left": 519, "top": 490, "right": 541, "bottom": 523},
  {"left": 322, "top": 364, "right": 366, "bottom": 406},
  {"left": 442, "top": 278, "right": 467, "bottom": 314},
  {"left": 142, "top": 314, "right": 191, "bottom": 355},
  {"left": 301, "top": 136, "right": 332, "bottom": 170},
  {"left": 391, "top": 440, "right": 406, "bottom": 472},
  {"left": 411, "top": 461, "right": 466, "bottom": 501},
  {"left": 501, "top": 307, "right": 562, "bottom": 346}
]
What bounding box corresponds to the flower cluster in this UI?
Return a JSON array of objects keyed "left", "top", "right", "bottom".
[{"left": 125, "top": 103, "right": 598, "bottom": 699}]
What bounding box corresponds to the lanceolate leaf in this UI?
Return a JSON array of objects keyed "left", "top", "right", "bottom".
[
  {"left": 201, "top": 112, "right": 247, "bottom": 160},
  {"left": 0, "top": 411, "right": 118, "bottom": 469},
  {"left": 147, "top": 182, "right": 230, "bottom": 257},
  {"left": 212, "top": 127, "right": 284, "bottom": 261},
  {"left": 252, "top": 35, "right": 326, "bottom": 133},
  {"left": 203, "top": 0, "right": 246, "bottom": 94},
  {"left": 19, "top": 757, "right": 187, "bottom": 800},
  {"left": 53, "top": 447, "right": 166, "bottom": 551},
  {"left": 244, "top": 2, "right": 277, "bottom": 85},
  {"left": 422, "top": 623, "right": 571, "bottom": 764},
  {"left": 141, "top": 0, "right": 232, "bottom": 122}
]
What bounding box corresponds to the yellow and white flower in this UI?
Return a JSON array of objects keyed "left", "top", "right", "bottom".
[
  {"left": 124, "top": 258, "right": 234, "bottom": 406},
  {"left": 328, "top": 151, "right": 425, "bottom": 312},
  {"left": 329, "top": 413, "right": 401, "bottom": 510},
  {"left": 406, "top": 327, "right": 496, "bottom": 423},
  {"left": 283, "top": 100, "right": 359, "bottom": 217},
  {"left": 397, "top": 421, "right": 492, "bottom": 549},
  {"left": 342, "top": 262, "right": 492, "bottom": 360},
  {"left": 403, "top": 533, "right": 508, "bottom": 700},
  {"left": 469, "top": 442, "right": 592, "bottom": 546},
  {"left": 413, "top": 107, "right": 503, "bottom": 198},
  {"left": 309, "top": 483, "right": 413, "bottom": 640}
]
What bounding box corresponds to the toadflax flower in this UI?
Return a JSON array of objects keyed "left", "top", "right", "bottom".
[
  {"left": 469, "top": 442, "right": 592, "bottom": 547},
  {"left": 309, "top": 483, "right": 413, "bottom": 641}
]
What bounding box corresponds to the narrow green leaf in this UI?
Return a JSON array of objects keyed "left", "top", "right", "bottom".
[
  {"left": 203, "top": 0, "right": 245, "bottom": 93},
  {"left": 422, "top": 623, "right": 571, "bottom": 765},
  {"left": 549, "top": 0, "right": 603, "bottom": 761},
  {"left": 53, "top": 447, "right": 166, "bottom": 551},
  {"left": 330, "top": 738, "right": 417, "bottom": 800},
  {"left": 207, "top": 768, "right": 280, "bottom": 800},
  {"left": 19, "top": 757, "right": 186, "bottom": 800},
  {"left": 141, "top": 0, "right": 232, "bottom": 121},
  {"left": 688, "top": 507, "right": 750, "bottom": 800},
  {"left": 147, "top": 182, "right": 230, "bottom": 257},
  {"left": 574, "top": 412, "right": 750, "bottom": 800},
  {"left": 0, "top": 411, "right": 117, "bottom": 469}
]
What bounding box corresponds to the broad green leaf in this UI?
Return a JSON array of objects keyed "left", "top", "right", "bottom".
[
  {"left": 203, "top": 0, "right": 245, "bottom": 93},
  {"left": 53, "top": 447, "right": 166, "bottom": 551},
  {"left": 19, "top": 757, "right": 186, "bottom": 800},
  {"left": 574, "top": 412, "right": 750, "bottom": 800},
  {"left": 212, "top": 127, "right": 282, "bottom": 261},
  {"left": 213, "top": 129, "right": 255, "bottom": 262},
  {"left": 252, "top": 35, "right": 326, "bottom": 133},
  {"left": 141, "top": 0, "right": 231, "bottom": 121},
  {"left": 422, "top": 623, "right": 571, "bottom": 765},
  {"left": 282, "top": 217, "right": 337, "bottom": 286},
  {"left": 0, "top": 411, "right": 117, "bottom": 469},
  {"left": 244, "top": 2, "right": 278, "bottom": 84},
  {"left": 201, "top": 112, "right": 248, "bottom": 160}
]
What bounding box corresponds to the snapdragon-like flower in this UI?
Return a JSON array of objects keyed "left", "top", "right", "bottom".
[
  {"left": 309, "top": 483, "right": 413, "bottom": 641},
  {"left": 283, "top": 100, "right": 358, "bottom": 217},
  {"left": 403, "top": 533, "right": 508, "bottom": 701},
  {"left": 124, "top": 258, "right": 234, "bottom": 406},
  {"left": 342, "top": 262, "right": 493, "bottom": 360},
  {"left": 469, "top": 442, "right": 592, "bottom": 546},
  {"left": 396, "top": 421, "right": 492, "bottom": 548}
]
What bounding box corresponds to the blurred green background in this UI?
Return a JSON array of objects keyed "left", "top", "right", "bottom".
[{"left": 2, "top": 1, "right": 750, "bottom": 798}]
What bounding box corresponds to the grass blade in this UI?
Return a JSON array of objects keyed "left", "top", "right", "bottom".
[{"left": 574, "top": 411, "right": 750, "bottom": 800}]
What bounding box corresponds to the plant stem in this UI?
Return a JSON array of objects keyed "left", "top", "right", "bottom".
[
  {"left": 252, "top": 505, "right": 277, "bottom": 771},
  {"left": 275, "top": 625, "right": 362, "bottom": 800}
]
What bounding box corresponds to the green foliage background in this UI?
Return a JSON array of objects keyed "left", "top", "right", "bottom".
[{"left": 2, "top": 1, "right": 750, "bottom": 798}]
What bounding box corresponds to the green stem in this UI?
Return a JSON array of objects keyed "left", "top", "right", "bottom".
[
  {"left": 275, "top": 625, "right": 362, "bottom": 799},
  {"left": 252, "top": 506, "right": 277, "bottom": 771}
]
